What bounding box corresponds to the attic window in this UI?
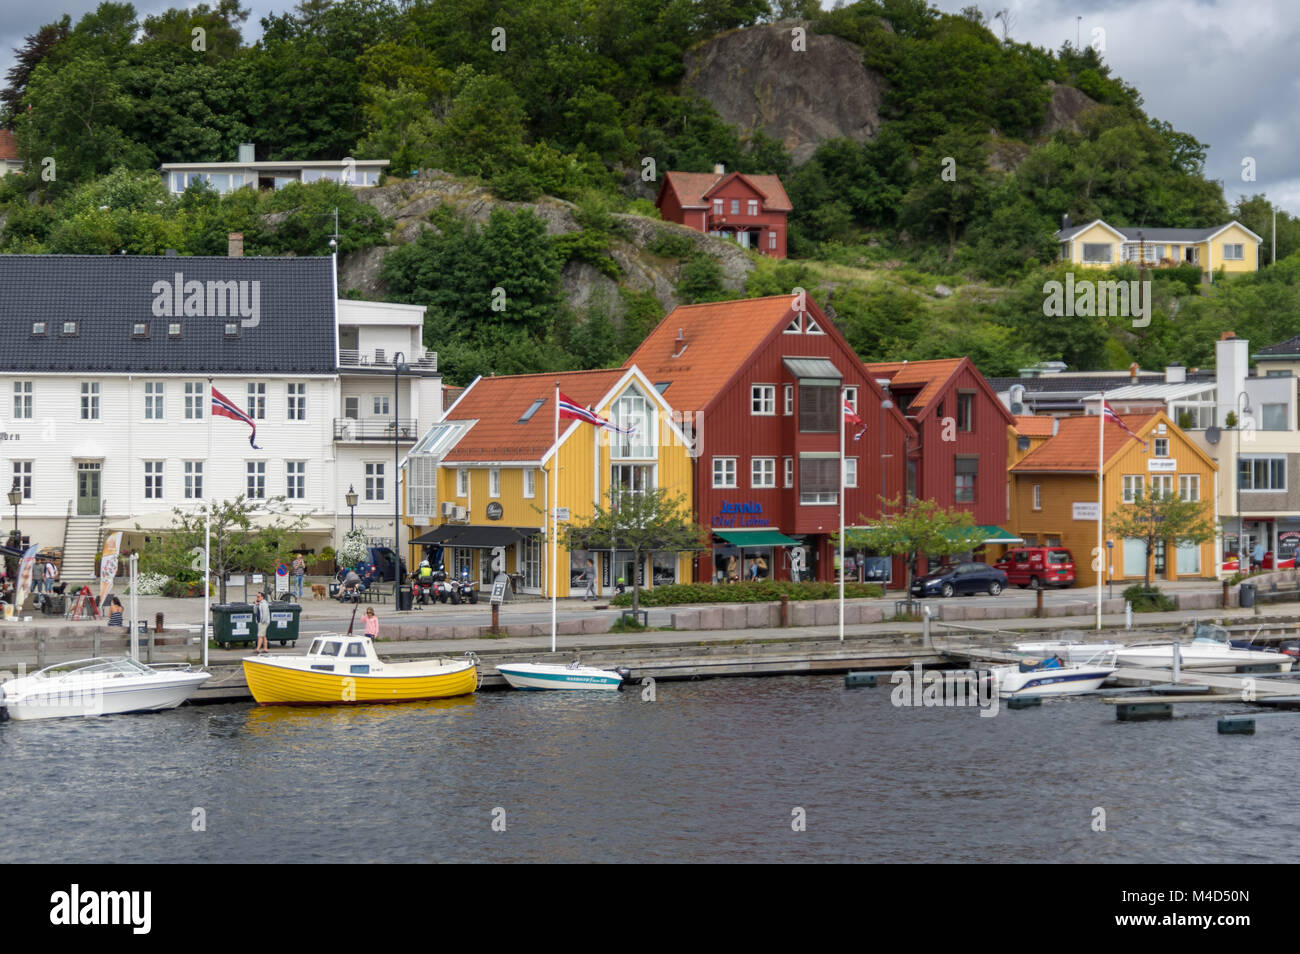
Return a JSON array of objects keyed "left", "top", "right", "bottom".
[
  {"left": 517, "top": 398, "right": 545, "bottom": 423},
  {"left": 61, "top": 321, "right": 77, "bottom": 336},
  {"left": 168, "top": 322, "right": 182, "bottom": 337},
  {"left": 785, "top": 313, "right": 801, "bottom": 333},
  {"left": 224, "top": 322, "right": 239, "bottom": 338},
  {"left": 655, "top": 382, "right": 671, "bottom": 394},
  {"left": 804, "top": 314, "right": 823, "bottom": 334},
  {"left": 31, "top": 322, "right": 46, "bottom": 336},
  {"left": 133, "top": 322, "right": 149, "bottom": 338}
]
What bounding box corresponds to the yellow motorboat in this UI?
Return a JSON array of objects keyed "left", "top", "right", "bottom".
[{"left": 242, "top": 635, "right": 478, "bottom": 706}]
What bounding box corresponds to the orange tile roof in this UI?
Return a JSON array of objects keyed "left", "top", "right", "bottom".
[
  {"left": 1013, "top": 415, "right": 1056, "bottom": 437},
  {"left": 0, "top": 130, "right": 18, "bottom": 161},
  {"left": 663, "top": 171, "right": 793, "bottom": 212},
  {"left": 865, "top": 358, "right": 965, "bottom": 412},
  {"left": 1011, "top": 414, "right": 1155, "bottom": 472},
  {"left": 442, "top": 368, "right": 626, "bottom": 462},
  {"left": 623, "top": 295, "right": 800, "bottom": 412}
]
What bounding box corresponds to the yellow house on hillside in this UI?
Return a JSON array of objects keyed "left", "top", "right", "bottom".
[
  {"left": 1055, "top": 218, "right": 1261, "bottom": 277},
  {"left": 1009, "top": 410, "right": 1218, "bottom": 587},
  {"left": 403, "top": 366, "right": 695, "bottom": 598}
]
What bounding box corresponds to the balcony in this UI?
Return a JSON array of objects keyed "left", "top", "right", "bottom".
[
  {"left": 334, "top": 417, "right": 420, "bottom": 442},
  {"left": 339, "top": 349, "right": 438, "bottom": 372}
]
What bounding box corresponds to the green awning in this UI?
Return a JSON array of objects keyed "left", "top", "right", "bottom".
[
  {"left": 714, "top": 529, "right": 801, "bottom": 547},
  {"left": 970, "top": 525, "right": 1023, "bottom": 544}
]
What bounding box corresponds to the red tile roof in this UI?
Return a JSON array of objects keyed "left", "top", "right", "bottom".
[
  {"left": 663, "top": 171, "right": 793, "bottom": 212},
  {"left": 0, "top": 130, "right": 18, "bottom": 161},
  {"left": 442, "top": 369, "right": 626, "bottom": 462},
  {"left": 865, "top": 358, "right": 965, "bottom": 412},
  {"left": 1011, "top": 414, "right": 1155, "bottom": 472},
  {"left": 1013, "top": 415, "right": 1056, "bottom": 437},
  {"left": 623, "top": 295, "right": 801, "bottom": 412}
]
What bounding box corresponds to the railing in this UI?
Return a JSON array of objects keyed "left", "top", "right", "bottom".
[
  {"left": 333, "top": 418, "right": 420, "bottom": 441},
  {"left": 338, "top": 350, "right": 438, "bottom": 371}
]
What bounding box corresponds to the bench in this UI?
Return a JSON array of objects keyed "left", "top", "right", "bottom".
[
  {"left": 1255, "top": 585, "right": 1300, "bottom": 605},
  {"left": 365, "top": 584, "right": 395, "bottom": 603}
]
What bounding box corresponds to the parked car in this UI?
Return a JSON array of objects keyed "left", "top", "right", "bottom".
[
  {"left": 993, "top": 547, "right": 1076, "bottom": 589},
  {"left": 337, "top": 546, "right": 406, "bottom": 583},
  {"left": 910, "top": 562, "right": 1007, "bottom": 598}
]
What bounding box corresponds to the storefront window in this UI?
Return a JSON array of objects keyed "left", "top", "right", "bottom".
[
  {"left": 602, "top": 551, "right": 646, "bottom": 587},
  {"left": 452, "top": 547, "right": 473, "bottom": 581},
  {"left": 522, "top": 536, "right": 542, "bottom": 590},
  {"left": 652, "top": 552, "right": 677, "bottom": 586}
]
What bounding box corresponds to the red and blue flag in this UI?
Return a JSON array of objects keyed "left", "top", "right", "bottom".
[{"left": 212, "top": 385, "right": 261, "bottom": 449}]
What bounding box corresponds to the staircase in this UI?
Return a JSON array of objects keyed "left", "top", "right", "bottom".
[{"left": 62, "top": 514, "right": 104, "bottom": 583}]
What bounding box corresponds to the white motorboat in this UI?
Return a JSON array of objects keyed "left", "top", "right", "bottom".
[
  {"left": 0, "top": 656, "right": 210, "bottom": 721},
  {"left": 496, "top": 661, "right": 629, "bottom": 692},
  {"left": 1014, "top": 639, "right": 1121, "bottom": 665},
  {"left": 988, "top": 652, "right": 1116, "bottom": 697},
  {"left": 1015, "top": 633, "right": 1293, "bottom": 673}
]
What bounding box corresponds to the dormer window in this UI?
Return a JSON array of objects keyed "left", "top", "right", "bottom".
[
  {"left": 224, "top": 322, "right": 239, "bottom": 337},
  {"left": 133, "top": 322, "right": 149, "bottom": 338},
  {"left": 785, "top": 313, "right": 801, "bottom": 333},
  {"left": 31, "top": 322, "right": 45, "bottom": 336},
  {"left": 169, "top": 322, "right": 182, "bottom": 337},
  {"left": 804, "top": 314, "right": 823, "bottom": 334},
  {"left": 61, "top": 321, "right": 77, "bottom": 336}
]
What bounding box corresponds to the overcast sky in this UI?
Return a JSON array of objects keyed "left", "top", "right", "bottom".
[{"left": 3, "top": 0, "right": 1297, "bottom": 216}]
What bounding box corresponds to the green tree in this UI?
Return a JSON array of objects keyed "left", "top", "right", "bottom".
[
  {"left": 560, "top": 488, "right": 705, "bottom": 616},
  {"left": 1107, "top": 488, "right": 1214, "bottom": 587}
]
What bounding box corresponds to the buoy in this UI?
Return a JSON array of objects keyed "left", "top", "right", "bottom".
[
  {"left": 1217, "top": 715, "right": 1255, "bottom": 735},
  {"left": 1007, "top": 695, "right": 1041, "bottom": 709},
  {"left": 844, "top": 672, "right": 877, "bottom": 688},
  {"left": 1116, "top": 702, "right": 1173, "bottom": 721}
]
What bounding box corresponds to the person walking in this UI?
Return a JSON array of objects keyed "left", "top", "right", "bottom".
[
  {"left": 363, "top": 606, "right": 379, "bottom": 640},
  {"left": 582, "top": 558, "right": 596, "bottom": 601},
  {"left": 292, "top": 554, "right": 306, "bottom": 600},
  {"left": 44, "top": 559, "right": 58, "bottom": 593},
  {"left": 254, "top": 591, "right": 271, "bottom": 653}
]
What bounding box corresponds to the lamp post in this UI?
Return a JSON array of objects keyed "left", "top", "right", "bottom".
[
  {"left": 1236, "top": 389, "right": 1253, "bottom": 573},
  {"left": 393, "top": 352, "right": 409, "bottom": 614},
  {"left": 345, "top": 484, "right": 358, "bottom": 532},
  {"left": 8, "top": 479, "right": 21, "bottom": 546}
]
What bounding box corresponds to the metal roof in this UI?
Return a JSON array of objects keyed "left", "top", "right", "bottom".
[
  {"left": 783, "top": 356, "right": 842, "bottom": 380},
  {"left": 1101, "top": 382, "right": 1216, "bottom": 400}
]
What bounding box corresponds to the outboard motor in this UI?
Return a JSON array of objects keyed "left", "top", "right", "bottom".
[{"left": 614, "top": 666, "right": 632, "bottom": 690}]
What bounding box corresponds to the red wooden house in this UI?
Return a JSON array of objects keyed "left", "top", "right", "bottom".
[
  {"left": 864, "top": 358, "right": 1019, "bottom": 568},
  {"left": 655, "top": 166, "right": 791, "bottom": 259},
  {"left": 625, "top": 294, "right": 915, "bottom": 585}
]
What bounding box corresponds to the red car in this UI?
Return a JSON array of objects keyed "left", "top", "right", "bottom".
[{"left": 993, "top": 547, "right": 1076, "bottom": 589}]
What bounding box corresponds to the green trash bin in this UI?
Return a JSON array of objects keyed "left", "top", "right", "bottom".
[
  {"left": 211, "top": 603, "right": 255, "bottom": 649},
  {"left": 268, "top": 601, "right": 303, "bottom": 647}
]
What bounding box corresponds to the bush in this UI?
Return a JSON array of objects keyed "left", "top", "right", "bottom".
[
  {"left": 648, "top": 232, "right": 697, "bottom": 259},
  {"left": 1122, "top": 583, "right": 1176, "bottom": 612},
  {"left": 127, "top": 572, "right": 170, "bottom": 597},
  {"left": 611, "top": 580, "right": 884, "bottom": 607}
]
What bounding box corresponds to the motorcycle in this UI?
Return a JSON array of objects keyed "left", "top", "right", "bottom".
[
  {"left": 431, "top": 569, "right": 455, "bottom": 604},
  {"left": 412, "top": 575, "right": 436, "bottom": 606},
  {"left": 449, "top": 572, "right": 478, "bottom": 604}
]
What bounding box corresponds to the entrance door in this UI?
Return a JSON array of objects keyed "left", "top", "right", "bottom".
[{"left": 77, "top": 462, "right": 102, "bottom": 515}]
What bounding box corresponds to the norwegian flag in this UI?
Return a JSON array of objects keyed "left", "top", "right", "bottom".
[
  {"left": 1103, "top": 401, "right": 1147, "bottom": 449},
  {"left": 558, "top": 391, "right": 634, "bottom": 434},
  {"left": 843, "top": 400, "right": 867, "bottom": 442},
  {"left": 212, "top": 385, "right": 261, "bottom": 449}
]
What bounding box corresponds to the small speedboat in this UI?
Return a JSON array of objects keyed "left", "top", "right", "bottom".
[
  {"left": 1115, "top": 636, "right": 1293, "bottom": 672},
  {"left": 496, "top": 661, "right": 630, "bottom": 692},
  {"left": 0, "top": 656, "right": 210, "bottom": 721},
  {"left": 987, "top": 653, "right": 1116, "bottom": 698},
  {"left": 242, "top": 635, "right": 478, "bottom": 706}
]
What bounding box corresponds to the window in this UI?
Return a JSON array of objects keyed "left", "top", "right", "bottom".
[
  {"left": 287, "top": 461, "right": 306, "bottom": 499},
  {"left": 955, "top": 457, "right": 977, "bottom": 503},
  {"left": 752, "top": 457, "right": 776, "bottom": 488},
  {"left": 1239, "top": 456, "right": 1286, "bottom": 491},
  {"left": 798, "top": 384, "right": 838, "bottom": 432},
  {"left": 373, "top": 395, "right": 390, "bottom": 416},
  {"left": 343, "top": 396, "right": 359, "bottom": 420},
  {"left": 784, "top": 457, "right": 793, "bottom": 488},
  {"left": 1151, "top": 474, "right": 1173, "bottom": 498},
  {"left": 12, "top": 461, "right": 31, "bottom": 499},
  {"left": 784, "top": 384, "right": 793, "bottom": 415},
  {"left": 730, "top": 199, "right": 739, "bottom": 214},
  {"left": 1153, "top": 437, "right": 1169, "bottom": 457},
  {"left": 523, "top": 468, "right": 535, "bottom": 499},
  {"left": 612, "top": 464, "right": 654, "bottom": 495},
  {"left": 31, "top": 322, "right": 45, "bottom": 335},
  {"left": 1262, "top": 404, "right": 1287, "bottom": 430},
  {"left": 1179, "top": 475, "right": 1200, "bottom": 501},
  {"left": 1033, "top": 484, "right": 1042, "bottom": 510},
  {"left": 1122, "top": 475, "right": 1144, "bottom": 502},
  {"left": 518, "top": 399, "right": 544, "bottom": 423},
  {"left": 287, "top": 383, "right": 307, "bottom": 421},
  {"left": 365, "top": 462, "right": 385, "bottom": 501},
  {"left": 747, "top": 199, "right": 758, "bottom": 215},
  {"left": 457, "top": 468, "right": 469, "bottom": 497},
  {"left": 1223, "top": 243, "right": 1244, "bottom": 261},
  {"left": 713, "top": 457, "right": 737, "bottom": 488},
  {"left": 957, "top": 392, "right": 974, "bottom": 432},
  {"left": 169, "top": 322, "right": 182, "bottom": 337},
  {"left": 769, "top": 231, "right": 777, "bottom": 250},
  {"left": 133, "top": 322, "right": 149, "bottom": 338},
  {"left": 844, "top": 457, "right": 857, "bottom": 488},
  {"left": 184, "top": 382, "right": 204, "bottom": 419},
  {"left": 246, "top": 461, "right": 266, "bottom": 499},
  {"left": 144, "top": 461, "right": 163, "bottom": 499},
  {"left": 13, "top": 382, "right": 32, "bottom": 420},
  {"left": 713, "top": 199, "right": 722, "bottom": 215},
  {"left": 246, "top": 382, "right": 266, "bottom": 419},
  {"left": 80, "top": 382, "right": 99, "bottom": 420},
  {"left": 184, "top": 461, "right": 203, "bottom": 499},
  {"left": 489, "top": 468, "right": 501, "bottom": 498},
  {"left": 610, "top": 387, "right": 654, "bottom": 459},
  {"left": 144, "top": 382, "right": 164, "bottom": 420},
  {"left": 751, "top": 384, "right": 775, "bottom": 415},
  {"left": 844, "top": 387, "right": 858, "bottom": 412},
  {"left": 344, "top": 643, "right": 366, "bottom": 658},
  {"left": 799, "top": 454, "right": 838, "bottom": 505},
  {"left": 61, "top": 321, "right": 77, "bottom": 336},
  {"left": 1082, "top": 243, "right": 1113, "bottom": 264},
  {"left": 225, "top": 322, "right": 239, "bottom": 338}
]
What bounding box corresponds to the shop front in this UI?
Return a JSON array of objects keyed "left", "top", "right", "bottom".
[
  {"left": 410, "top": 524, "right": 542, "bottom": 593},
  {"left": 711, "top": 528, "right": 801, "bottom": 583}
]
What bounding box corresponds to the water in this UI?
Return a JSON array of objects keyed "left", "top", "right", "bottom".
[{"left": 3, "top": 675, "right": 1297, "bottom": 863}]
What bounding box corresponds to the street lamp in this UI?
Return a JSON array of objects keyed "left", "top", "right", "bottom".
[
  {"left": 7, "top": 478, "right": 21, "bottom": 546},
  {"left": 345, "top": 484, "right": 358, "bottom": 532},
  {"left": 1236, "top": 389, "right": 1253, "bottom": 573},
  {"left": 393, "top": 352, "right": 409, "bottom": 614}
]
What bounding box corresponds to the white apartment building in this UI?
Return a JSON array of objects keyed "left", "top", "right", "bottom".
[{"left": 0, "top": 250, "right": 439, "bottom": 580}]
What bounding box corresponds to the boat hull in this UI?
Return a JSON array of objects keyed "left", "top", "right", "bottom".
[
  {"left": 242, "top": 657, "right": 477, "bottom": 705},
  {"left": 2, "top": 672, "right": 210, "bottom": 721},
  {"left": 1114, "top": 648, "right": 1293, "bottom": 672},
  {"left": 992, "top": 665, "right": 1114, "bottom": 697},
  {"left": 496, "top": 663, "right": 623, "bottom": 692}
]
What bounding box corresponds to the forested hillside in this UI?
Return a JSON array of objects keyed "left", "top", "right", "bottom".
[{"left": 3, "top": 0, "right": 1300, "bottom": 385}]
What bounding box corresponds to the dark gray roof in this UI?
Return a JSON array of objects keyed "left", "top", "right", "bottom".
[
  {"left": 0, "top": 254, "right": 336, "bottom": 374},
  {"left": 1254, "top": 335, "right": 1300, "bottom": 358}
]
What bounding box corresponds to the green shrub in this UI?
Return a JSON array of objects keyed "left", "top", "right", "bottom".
[
  {"left": 1122, "top": 583, "right": 1176, "bottom": 612},
  {"left": 648, "top": 232, "right": 696, "bottom": 259},
  {"left": 611, "top": 580, "right": 884, "bottom": 607}
]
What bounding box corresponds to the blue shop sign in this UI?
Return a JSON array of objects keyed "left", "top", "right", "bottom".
[{"left": 711, "top": 499, "right": 770, "bottom": 528}]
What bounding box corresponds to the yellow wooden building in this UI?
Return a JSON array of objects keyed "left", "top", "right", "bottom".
[
  {"left": 1009, "top": 410, "right": 1218, "bottom": 587},
  {"left": 403, "top": 366, "right": 695, "bottom": 598},
  {"left": 1055, "top": 219, "right": 1260, "bottom": 277}
]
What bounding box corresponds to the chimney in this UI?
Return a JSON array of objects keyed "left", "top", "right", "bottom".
[
  {"left": 228, "top": 232, "right": 244, "bottom": 257},
  {"left": 1165, "top": 363, "right": 1186, "bottom": 384},
  {"left": 1216, "top": 334, "right": 1249, "bottom": 426},
  {"left": 1129, "top": 362, "right": 1139, "bottom": 384},
  {"left": 713, "top": 163, "right": 725, "bottom": 175},
  {"left": 238, "top": 142, "right": 255, "bottom": 163},
  {"left": 672, "top": 328, "right": 687, "bottom": 358},
  {"left": 1062, "top": 213, "right": 1071, "bottom": 230}
]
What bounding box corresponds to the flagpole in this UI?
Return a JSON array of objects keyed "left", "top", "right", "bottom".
[
  {"left": 1097, "top": 393, "right": 1104, "bottom": 631},
  {"left": 839, "top": 387, "right": 846, "bottom": 643},
  {"left": 204, "top": 378, "right": 213, "bottom": 669},
  {"left": 551, "top": 381, "right": 559, "bottom": 654}
]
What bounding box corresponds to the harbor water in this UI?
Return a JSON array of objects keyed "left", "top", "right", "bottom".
[{"left": 3, "top": 674, "right": 1296, "bottom": 863}]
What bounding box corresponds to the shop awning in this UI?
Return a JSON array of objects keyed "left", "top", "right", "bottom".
[
  {"left": 970, "top": 525, "right": 1023, "bottom": 544},
  {"left": 100, "top": 512, "right": 335, "bottom": 533},
  {"left": 714, "top": 529, "right": 801, "bottom": 547},
  {"left": 410, "top": 525, "right": 539, "bottom": 548}
]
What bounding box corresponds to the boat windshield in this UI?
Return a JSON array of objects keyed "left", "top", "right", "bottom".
[{"left": 38, "top": 657, "right": 153, "bottom": 677}]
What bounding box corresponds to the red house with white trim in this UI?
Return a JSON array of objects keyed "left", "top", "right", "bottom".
[{"left": 655, "top": 166, "right": 791, "bottom": 258}]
